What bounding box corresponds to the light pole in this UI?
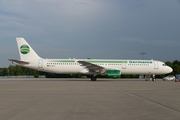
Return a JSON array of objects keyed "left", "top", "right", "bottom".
[{"left": 140, "top": 52, "right": 146, "bottom": 60}]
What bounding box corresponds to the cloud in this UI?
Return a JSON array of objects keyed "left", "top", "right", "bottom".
[
  {"left": 0, "top": 0, "right": 106, "bottom": 36},
  {"left": 0, "top": 0, "right": 101, "bottom": 18},
  {"left": 119, "top": 38, "right": 146, "bottom": 43},
  {"left": 0, "top": 0, "right": 180, "bottom": 67},
  {"left": 118, "top": 37, "right": 177, "bottom": 47}
]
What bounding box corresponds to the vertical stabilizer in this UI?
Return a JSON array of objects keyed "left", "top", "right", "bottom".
[{"left": 16, "top": 38, "right": 41, "bottom": 60}]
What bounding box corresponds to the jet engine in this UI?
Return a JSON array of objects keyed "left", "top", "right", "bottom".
[{"left": 106, "top": 70, "right": 121, "bottom": 78}]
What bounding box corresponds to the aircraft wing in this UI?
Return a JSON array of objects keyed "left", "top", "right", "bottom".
[
  {"left": 8, "top": 59, "right": 29, "bottom": 64},
  {"left": 78, "top": 61, "right": 105, "bottom": 74}
]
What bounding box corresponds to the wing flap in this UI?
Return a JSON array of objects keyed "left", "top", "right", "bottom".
[{"left": 78, "top": 61, "right": 105, "bottom": 73}]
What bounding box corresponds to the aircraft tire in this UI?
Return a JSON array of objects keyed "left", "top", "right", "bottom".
[{"left": 91, "top": 77, "right": 97, "bottom": 81}]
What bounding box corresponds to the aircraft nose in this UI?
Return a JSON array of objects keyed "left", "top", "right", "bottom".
[{"left": 168, "top": 67, "right": 173, "bottom": 73}]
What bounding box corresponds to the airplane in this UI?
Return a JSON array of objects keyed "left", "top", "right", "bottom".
[{"left": 8, "top": 38, "right": 173, "bottom": 81}]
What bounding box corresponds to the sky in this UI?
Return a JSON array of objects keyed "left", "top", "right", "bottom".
[{"left": 0, "top": 0, "right": 180, "bottom": 67}]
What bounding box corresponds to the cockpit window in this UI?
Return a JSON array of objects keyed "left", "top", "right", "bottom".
[{"left": 162, "top": 64, "right": 167, "bottom": 66}]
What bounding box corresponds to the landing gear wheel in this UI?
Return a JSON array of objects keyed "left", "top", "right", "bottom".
[{"left": 91, "top": 77, "right": 97, "bottom": 81}]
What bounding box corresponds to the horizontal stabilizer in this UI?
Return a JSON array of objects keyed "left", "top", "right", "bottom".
[{"left": 8, "top": 59, "right": 29, "bottom": 64}]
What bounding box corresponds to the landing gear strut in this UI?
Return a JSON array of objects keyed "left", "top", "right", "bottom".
[
  {"left": 145, "top": 74, "right": 156, "bottom": 82},
  {"left": 152, "top": 74, "right": 156, "bottom": 82}
]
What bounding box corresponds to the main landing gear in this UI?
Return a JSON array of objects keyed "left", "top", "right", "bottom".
[
  {"left": 152, "top": 74, "right": 156, "bottom": 82},
  {"left": 145, "top": 74, "right": 156, "bottom": 82},
  {"left": 91, "top": 76, "right": 97, "bottom": 81}
]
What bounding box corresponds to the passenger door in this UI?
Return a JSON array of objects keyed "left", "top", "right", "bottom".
[
  {"left": 38, "top": 59, "right": 44, "bottom": 70},
  {"left": 154, "top": 61, "right": 159, "bottom": 69}
]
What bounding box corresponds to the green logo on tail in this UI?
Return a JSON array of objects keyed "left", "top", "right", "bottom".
[{"left": 20, "top": 45, "right": 30, "bottom": 54}]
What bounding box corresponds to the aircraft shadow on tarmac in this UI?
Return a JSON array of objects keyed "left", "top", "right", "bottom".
[{"left": 12, "top": 78, "right": 148, "bottom": 82}]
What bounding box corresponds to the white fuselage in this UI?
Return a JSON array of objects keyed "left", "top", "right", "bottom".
[
  {"left": 20, "top": 59, "right": 172, "bottom": 75},
  {"left": 9, "top": 38, "right": 173, "bottom": 81}
]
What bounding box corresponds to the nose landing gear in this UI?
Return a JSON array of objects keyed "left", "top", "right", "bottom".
[{"left": 145, "top": 74, "right": 156, "bottom": 82}]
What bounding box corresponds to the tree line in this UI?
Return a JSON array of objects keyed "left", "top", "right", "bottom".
[{"left": 0, "top": 60, "right": 180, "bottom": 78}]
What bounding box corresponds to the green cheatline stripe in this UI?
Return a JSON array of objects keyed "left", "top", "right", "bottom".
[
  {"left": 48, "top": 60, "right": 128, "bottom": 63},
  {"left": 49, "top": 60, "right": 75, "bottom": 62},
  {"left": 48, "top": 60, "right": 153, "bottom": 64},
  {"left": 129, "top": 61, "right": 152, "bottom": 64},
  {"left": 86, "top": 60, "right": 127, "bottom": 63}
]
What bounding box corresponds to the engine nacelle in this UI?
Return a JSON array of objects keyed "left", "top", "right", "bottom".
[{"left": 106, "top": 70, "right": 121, "bottom": 78}]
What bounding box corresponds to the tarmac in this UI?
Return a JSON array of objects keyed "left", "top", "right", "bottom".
[{"left": 0, "top": 78, "right": 180, "bottom": 120}]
